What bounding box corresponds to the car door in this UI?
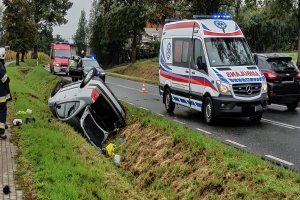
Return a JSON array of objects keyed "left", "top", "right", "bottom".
[
  {"left": 171, "top": 38, "right": 192, "bottom": 107},
  {"left": 189, "top": 38, "right": 208, "bottom": 111},
  {"left": 69, "top": 59, "right": 83, "bottom": 77}
]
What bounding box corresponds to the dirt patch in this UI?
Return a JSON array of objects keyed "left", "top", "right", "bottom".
[{"left": 18, "top": 67, "right": 33, "bottom": 75}]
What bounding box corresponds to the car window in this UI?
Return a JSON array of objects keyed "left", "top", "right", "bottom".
[
  {"left": 173, "top": 38, "right": 191, "bottom": 68},
  {"left": 56, "top": 102, "right": 80, "bottom": 119},
  {"left": 83, "top": 60, "right": 102, "bottom": 69},
  {"left": 267, "top": 59, "right": 297, "bottom": 72},
  {"left": 257, "top": 58, "right": 271, "bottom": 69},
  {"left": 194, "top": 39, "right": 206, "bottom": 69}
]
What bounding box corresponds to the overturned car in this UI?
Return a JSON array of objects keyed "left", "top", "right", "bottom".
[{"left": 48, "top": 68, "right": 126, "bottom": 147}]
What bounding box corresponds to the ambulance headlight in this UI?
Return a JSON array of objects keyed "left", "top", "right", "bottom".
[
  {"left": 216, "top": 81, "right": 231, "bottom": 95},
  {"left": 55, "top": 63, "right": 60, "bottom": 67},
  {"left": 262, "top": 82, "right": 268, "bottom": 93}
]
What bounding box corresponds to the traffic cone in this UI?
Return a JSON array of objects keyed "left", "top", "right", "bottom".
[{"left": 141, "top": 82, "right": 147, "bottom": 94}]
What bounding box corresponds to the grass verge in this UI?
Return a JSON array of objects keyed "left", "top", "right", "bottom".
[
  {"left": 107, "top": 58, "right": 158, "bottom": 84},
  {"left": 113, "top": 105, "right": 300, "bottom": 199},
  {"left": 7, "top": 59, "right": 300, "bottom": 199},
  {"left": 7, "top": 60, "right": 145, "bottom": 200}
]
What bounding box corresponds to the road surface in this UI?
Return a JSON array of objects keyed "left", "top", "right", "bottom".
[
  {"left": 51, "top": 69, "right": 300, "bottom": 171},
  {"left": 105, "top": 76, "right": 300, "bottom": 171}
]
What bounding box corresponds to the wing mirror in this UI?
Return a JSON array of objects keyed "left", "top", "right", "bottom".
[
  {"left": 253, "top": 54, "right": 258, "bottom": 65},
  {"left": 197, "top": 56, "right": 207, "bottom": 71}
]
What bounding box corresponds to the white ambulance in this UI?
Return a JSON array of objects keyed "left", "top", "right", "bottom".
[{"left": 159, "top": 14, "right": 268, "bottom": 124}]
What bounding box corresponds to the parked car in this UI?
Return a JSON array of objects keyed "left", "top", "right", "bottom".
[
  {"left": 69, "top": 57, "right": 106, "bottom": 82},
  {"left": 254, "top": 53, "right": 300, "bottom": 110},
  {"left": 48, "top": 68, "right": 126, "bottom": 147}
]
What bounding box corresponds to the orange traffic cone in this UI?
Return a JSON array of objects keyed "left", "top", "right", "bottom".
[{"left": 141, "top": 82, "right": 147, "bottom": 94}]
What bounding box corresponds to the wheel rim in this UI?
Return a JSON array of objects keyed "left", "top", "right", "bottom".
[
  {"left": 166, "top": 93, "right": 170, "bottom": 109},
  {"left": 205, "top": 102, "right": 212, "bottom": 122}
]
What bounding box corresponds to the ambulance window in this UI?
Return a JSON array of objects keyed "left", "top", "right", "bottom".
[
  {"left": 194, "top": 39, "right": 205, "bottom": 66},
  {"left": 173, "top": 39, "right": 191, "bottom": 67}
]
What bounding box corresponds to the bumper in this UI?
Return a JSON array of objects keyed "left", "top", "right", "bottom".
[
  {"left": 54, "top": 66, "right": 69, "bottom": 73},
  {"left": 268, "top": 94, "right": 300, "bottom": 104},
  {"left": 213, "top": 93, "right": 268, "bottom": 117}
]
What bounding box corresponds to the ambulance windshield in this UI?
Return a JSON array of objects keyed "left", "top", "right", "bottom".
[{"left": 205, "top": 38, "right": 254, "bottom": 67}]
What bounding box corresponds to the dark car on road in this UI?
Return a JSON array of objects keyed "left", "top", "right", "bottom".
[
  {"left": 69, "top": 57, "right": 106, "bottom": 82},
  {"left": 254, "top": 53, "right": 300, "bottom": 110}
]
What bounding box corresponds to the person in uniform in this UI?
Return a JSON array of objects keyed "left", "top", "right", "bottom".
[{"left": 0, "top": 48, "right": 11, "bottom": 139}]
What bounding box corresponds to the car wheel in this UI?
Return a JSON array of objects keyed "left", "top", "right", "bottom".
[
  {"left": 80, "top": 68, "right": 97, "bottom": 88},
  {"left": 249, "top": 114, "right": 262, "bottom": 123},
  {"left": 164, "top": 88, "right": 175, "bottom": 113},
  {"left": 286, "top": 101, "right": 298, "bottom": 110},
  {"left": 203, "top": 97, "right": 216, "bottom": 125}
]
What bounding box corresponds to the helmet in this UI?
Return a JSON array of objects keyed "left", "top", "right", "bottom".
[{"left": 0, "top": 48, "right": 5, "bottom": 60}]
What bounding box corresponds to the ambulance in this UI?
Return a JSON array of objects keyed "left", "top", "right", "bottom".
[{"left": 159, "top": 14, "right": 268, "bottom": 124}]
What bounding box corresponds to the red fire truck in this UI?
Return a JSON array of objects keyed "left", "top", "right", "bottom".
[{"left": 50, "top": 43, "right": 72, "bottom": 75}]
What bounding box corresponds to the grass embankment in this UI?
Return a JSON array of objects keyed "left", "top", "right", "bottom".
[
  {"left": 8, "top": 61, "right": 145, "bottom": 199},
  {"left": 107, "top": 58, "right": 158, "bottom": 84},
  {"left": 7, "top": 60, "right": 300, "bottom": 199}
]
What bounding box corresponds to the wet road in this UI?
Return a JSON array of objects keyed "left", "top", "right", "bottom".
[{"left": 105, "top": 76, "right": 300, "bottom": 171}]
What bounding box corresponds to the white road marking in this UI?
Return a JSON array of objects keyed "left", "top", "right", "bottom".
[
  {"left": 196, "top": 128, "right": 212, "bottom": 135},
  {"left": 226, "top": 140, "right": 247, "bottom": 148},
  {"left": 265, "top": 155, "right": 294, "bottom": 166},
  {"left": 271, "top": 104, "right": 300, "bottom": 110},
  {"left": 173, "top": 120, "right": 185, "bottom": 125},
  {"left": 262, "top": 118, "right": 299, "bottom": 130},
  {"left": 140, "top": 107, "right": 149, "bottom": 111}
]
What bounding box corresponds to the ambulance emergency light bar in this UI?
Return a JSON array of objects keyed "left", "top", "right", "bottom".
[
  {"left": 164, "top": 13, "right": 232, "bottom": 23},
  {"left": 193, "top": 13, "right": 232, "bottom": 20}
]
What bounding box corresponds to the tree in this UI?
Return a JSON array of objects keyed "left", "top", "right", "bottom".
[
  {"left": 74, "top": 10, "right": 88, "bottom": 55},
  {"left": 30, "top": 0, "right": 73, "bottom": 58},
  {"left": 0, "top": 6, "right": 5, "bottom": 46},
  {"left": 3, "top": 0, "right": 37, "bottom": 65}
]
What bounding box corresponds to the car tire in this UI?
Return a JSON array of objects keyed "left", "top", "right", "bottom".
[
  {"left": 203, "top": 97, "right": 216, "bottom": 125},
  {"left": 80, "top": 68, "right": 97, "bottom": 88},
  {"left": 164, "top": 88, "right": 175, "bottom": 113},
  {"left": 249, "top": 114, "right": 262, "bottom": 123},
  {"left": 286, "top": 101, "right": 298, "bottom": 111}
]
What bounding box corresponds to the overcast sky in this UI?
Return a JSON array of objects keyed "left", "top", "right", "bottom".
[
  {"left": 0, "top": 0, "right": 93, "bottom": 41},
  {"left": 53, "top": 0, "right": 93, "bottom": 40}
]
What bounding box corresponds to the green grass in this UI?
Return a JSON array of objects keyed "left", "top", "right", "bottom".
[
  {"left": 113, "top": 104, "right": 300, "bottom": 199},
  {"left": 7, "top": 60, "right": 145, "bottom": 200},
  {"left": 7, "top": 59, "right": 300, "bottom": 199},
  {"left": 107, "top": 58, "right": 158, "bottom": 84}
]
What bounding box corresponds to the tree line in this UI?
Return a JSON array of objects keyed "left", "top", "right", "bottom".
[
  {"left": 0, "top": 0, "right": 72, "bottom": 65},
  {"left": 0, "top": 0, "right": 299, "bottom": 66},
  {"left": 74, "top": 0, "right": 300, "bottom": 66}
]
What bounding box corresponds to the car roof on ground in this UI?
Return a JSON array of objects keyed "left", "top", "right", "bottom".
[{"left": 255, "top": 53, "right": 291, "bottom": 59}]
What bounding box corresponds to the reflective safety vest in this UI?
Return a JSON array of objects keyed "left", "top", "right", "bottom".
[{"left": 0, "top": 62, "right": 11, "bottom": 103}]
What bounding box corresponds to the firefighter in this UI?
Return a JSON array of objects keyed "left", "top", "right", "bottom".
[{"left": 0, "top": 48, "right": 11, "bottom": 139}]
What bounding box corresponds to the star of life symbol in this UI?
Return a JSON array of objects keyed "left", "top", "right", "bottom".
[
  {"left": 166, "top": 42, "right": 171, "bottom": 60},
  {"left": 214, "top": 21, "right": 227, "bottom": 30}
]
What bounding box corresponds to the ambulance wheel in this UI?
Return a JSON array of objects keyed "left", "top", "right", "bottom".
[
  {"left": 164, "top": 88, "right": 175, "bottom": 113},
  {"left": 249, "top": 114, "right": 262, "bottom": 123},
  {"left": 203, "top": 97, "right": 216, "bottom": 125}
]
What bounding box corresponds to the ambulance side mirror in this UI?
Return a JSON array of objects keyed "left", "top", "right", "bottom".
[
  {"left": 253, "top": 54, "right": 258, "bottom": 65},
  {"left": 197, "top": 56, "right": 207, "bottom": 71}
]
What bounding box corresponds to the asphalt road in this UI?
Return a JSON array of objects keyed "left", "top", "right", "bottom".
[
  {"left": 52, "top": 69, "right": 300, "bottom": 171},
  {"left": 104, "top": 76, "right": 300, "bottom": 171}
]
